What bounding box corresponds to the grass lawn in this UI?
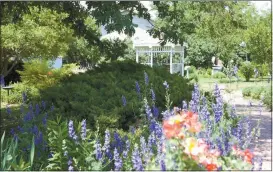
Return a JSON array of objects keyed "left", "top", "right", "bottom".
[{"left": 199, "top": 77, "right": 271, "bottom": 92}]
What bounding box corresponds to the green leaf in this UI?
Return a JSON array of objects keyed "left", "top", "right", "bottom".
[{"left": 30, "top": 136, "right": 35, "bottom": 167}]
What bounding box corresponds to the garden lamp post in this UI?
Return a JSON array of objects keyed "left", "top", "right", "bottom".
[{"left": 240, "top": 41, "right": 248, "bottom": 61}]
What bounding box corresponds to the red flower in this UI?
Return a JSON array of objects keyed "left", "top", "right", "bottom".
[
  {"left": 243, "top": 149, "right": 254, "bottom": 164},
  {"left": 206, "top": 164, "right": 218, "bottom": 171}
]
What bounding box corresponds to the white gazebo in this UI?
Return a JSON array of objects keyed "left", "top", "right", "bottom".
[{"left": 133, "top": 43, "right": 185, "bottom": 76}]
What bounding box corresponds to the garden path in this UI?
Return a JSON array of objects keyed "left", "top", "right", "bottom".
[{"left": 221, "top": 88, "right": 272, "bottom": 170}]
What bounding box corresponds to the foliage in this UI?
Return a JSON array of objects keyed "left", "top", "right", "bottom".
[
  {"left": 254, "top": 63, "right": 269, "bottom": 78},
  {"left": 242, "top": 87, "right": 252, "bottom": 97},
  {"left": 245, "top": 11, "right": 271, "bottom": 65},
  {"left": 261, "top": 88, "right": 272, "bottom": 111},
  {"left": 239, "top": 61, "right": 254, "bottom": 82},
  {"left": 38, "top": 60, "right": 193, "bottom": 132},
  {"left": 65, "top": 17, "right": 102, "bottom": 68},
  {"left": 1, "top": 82, "right": 40, "bottom": 104},
  {"left": 186, "top": 36, "right": 216, "bottom": 68},
  {"left": 2, "top": 82, "right": 263, "bottom": 171},
  {"left": 17, "top": 60, "right": 78, "bottom": 89},
  {"left": 243, "top": 86, "right": 271, "bottom": 110},
  {"left": 0, "top": 132, "right": 35, "bottom": 170},
  {"left": 150, "top": 1, "right": 257, "bottom": 67},
  {"left": 1, "top": 6, "right": 74, "bottom": 77},
  {"left": 212, "top": 72, "right": 226, "bottom": 79}
]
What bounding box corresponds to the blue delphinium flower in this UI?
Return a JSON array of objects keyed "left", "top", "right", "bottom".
[
  {"left": 114, "top": 148, "right": 123, "bottom": 171},
  {"left": 163, "top": 81, "right": 169, "bottom": 89},
  {"left": 140, "top": 136, "right": 147, "bottom": 156},
  {"left": 144, "top": 71, "right": 149, "bottom": 85},
  {"left": 230, "top": 105, "right": 237, "bottom": 119},
  {"left": 68, "top": 120, "right": 78, "bottom": 142},
  {"left": 114, "top": 131, "right": 122, "bottom": 153},
  {"left": 160, "top": 159, "right": 166, "bottom": 171},
  {"left": 152, "top": 105, "right": 159, "bottom": 118},
  {"left": 95, "top": 140, "right": 102, "bottom": 160},
  {"left": 151, "top": 89, "right": 156, "bottom": 101},
  {"left": 64, "top": 150, "right": 68, "bottom": 157},
  {"left": 81, "top": 119, "right": 87, "bottom": 140},
  {"left": 103, "top": 129, "right": 112, "bottom": 160},
  {"left": 145, "top": 101, "right": 152, "bottom": 121},
  {"left": 212, "top": 85, "right": 224, "bottom": 123},
  {"left": 191, "top": 84, "right": 200, "bottom": 112},
  {"left": 216, "top": 138, "right": 223, "bottom": 155},
  {"left": 132, "top": 144, "right": 143, "bottom": 171},
  {"left": 35, "top": 104, "right": 40, "bottom": 116},
  {"left": 135, "top": 81, "right": 141, "bottom": 97},
  {"left": 32, "top": 125, "right": 39, "bottom": 135},
  {"left": 121, "top": 95, "right": 126, "bottom": 106},
  {"left": 41, "top": 101, "right": 46, "bottom": 110},
  {"left": 123, "top": 138, "right": 130, "bottom": 159},
  {"left": 68, "top": 158, "right": 74, "bottom": 171}
]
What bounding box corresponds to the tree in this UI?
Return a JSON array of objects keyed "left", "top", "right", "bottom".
[
  {"left": 0, "top": 1, "right": 151, "bottom": 76},
  {"left": 245, "top": 11, "right": 271, "bottom": 65},
  {"left": 149, "top": 1, "right": 256, "bottom": 67},
  {"left": 1, "top": 7, "right": 74, "bottom": 77}
]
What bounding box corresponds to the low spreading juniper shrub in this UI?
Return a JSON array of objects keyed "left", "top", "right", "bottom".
[{"left": 38, "top": 60, "right": 193, "bottom": 132}]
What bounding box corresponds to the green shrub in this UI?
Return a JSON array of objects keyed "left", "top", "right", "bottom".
[
  {"left": 1, "top": 82, "right": 40, "bottom": 104},
  {"left": 250, "top": 87, "right": 265, "bottom": 99},
  {"left": 188, "top": 66, "right": 197, "bottom": 73},
  {"left": 39, "top": 60, "right": 193, "bottom": 131},
  {"left": 239, "top": 61, "right": 254, "bottom": 82},
  {"left": 262, "top": 88, "right": 272, "bottom": 110},
  {"left": 212, "top": 72, "right": 226, "bottom": 79},
  {"left": 242, "top": 87, "right": 252, "bottom": 97},
  {"left": 206, "top": 68, "right": 212, "bottom": 75},
  {"left": 17, "top": 60, "right": 78, "bottom": 89},
  {"left": 254, "top": 63, "right": 269, "bottom": 78},
  {"left": 189, "top": 72, "right": 199, "bottom": 83}
]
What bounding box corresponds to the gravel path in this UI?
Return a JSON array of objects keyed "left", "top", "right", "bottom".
[{"left": 221, "top": 87, "right": 272, "bottom": 171}]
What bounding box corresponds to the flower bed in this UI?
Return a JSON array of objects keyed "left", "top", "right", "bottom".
[{"left": 1, "top": 72, "right": 263, "bottom": 171}]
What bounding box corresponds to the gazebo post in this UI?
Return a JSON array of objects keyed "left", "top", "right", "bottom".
[
  {"left": 170, "top": 47, "right": 173, "bottom": 74},
  {"left": 136, "top": 49, "right": 139, "bottom": 63},
  {"left": 150, "top": 46, "right": 153, "bottom": 67},
  {"left": 181, "top": 46, "right": 184, "bottom": 77}
]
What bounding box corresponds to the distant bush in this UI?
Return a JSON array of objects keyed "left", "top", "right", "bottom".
[
  {"left": 212, "top": 72, "right": 226, "bottom": 79},
  {"left": 262, "top": 88, "right": 272, "bottom": 111},
  {"left": 39, "top": 60, "right": 193, "bottom": 131},
  {"left": 1, "top": 82, "right": 40, "bottom": 104},
  {"left": 188, "top": 66, "right": 197, "bottom": 73},
  {"left": 242, "top": 87, "right": 252, "bottom": 97},
  {"left": 206, "top": 68, "right": 212, "bottom": 75},
  {"left": 254, "top": 63, "right": 269, "bottom": 78},
  {"left": 239, "top": 61, "right": 254, "bottom": 82},
  {"left": 17, "top": 60, "right": 78, "bottom": 89},
  {"left": 250, "top": 87, "right": 265, "bottom": 99}
]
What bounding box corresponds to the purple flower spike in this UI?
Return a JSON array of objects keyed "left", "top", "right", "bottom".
[
  {"left": 81, "top": 119, "right": 87, "bottom": 140},
  {"left": 114, "top": 148, "right": 123, "bottom": 171}
]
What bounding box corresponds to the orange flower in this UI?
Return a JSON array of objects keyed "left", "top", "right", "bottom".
[
  {"left": 48, "top": 71, "right": 52, "bottom": 75},
  {"left": 206, "top": 163, "right": 218, "bottom": 171},
  {"left": 243, "top": 149, "right": 254, "bottom": 164},
  {"left": 163, "top": 115, "right": 184, "bottom": 139}
]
